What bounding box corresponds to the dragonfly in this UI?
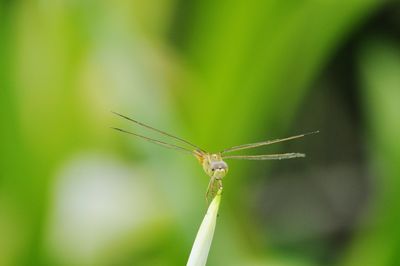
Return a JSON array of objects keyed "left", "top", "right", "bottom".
[{"left": 112, "top": 112, "right": 318, "bottom": 202}]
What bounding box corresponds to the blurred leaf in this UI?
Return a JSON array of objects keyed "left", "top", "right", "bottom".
[{"left": 340, "top": 36, "right": 400, "bottom": 266}]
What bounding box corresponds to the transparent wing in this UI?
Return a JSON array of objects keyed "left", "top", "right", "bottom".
[
  {"left": 112, "top": 127, "right": 194, "bottom": 154},
  {"left": 223, "top": 153, "right": 305, "bottom": 160},
  {"left": 112, "top": 112, "right": 205, "bottom": 152},
  {"left": 221, "top": 131, "right": 319, "bottom": 154}
]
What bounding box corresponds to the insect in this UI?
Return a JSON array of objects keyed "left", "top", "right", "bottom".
[{"left": 112, "top": 112, "right": 318, "bottom": 202}]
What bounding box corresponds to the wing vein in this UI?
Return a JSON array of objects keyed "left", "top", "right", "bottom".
[
  {"left": 221, "top": 131, "right": 319, "bottom": 154},
  {"left": 112, "top": 127, "right": 194, "bottom": 154},
  {"left": 112, "top": 112, "right": 205, "bottom": 152},
  {"left": 223, "top": 153, "right": 305, "bottom": 160}
]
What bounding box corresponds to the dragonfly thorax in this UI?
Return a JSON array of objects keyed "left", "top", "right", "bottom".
[{"left": 202, "top": 153, "right": 228, "bottom": 179}]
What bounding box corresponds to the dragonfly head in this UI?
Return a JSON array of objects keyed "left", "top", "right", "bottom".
[{"left": 203, "top": 153, "right": 228, "bottom": 179}]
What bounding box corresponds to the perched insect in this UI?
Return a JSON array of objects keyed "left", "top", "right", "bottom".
[{"left": 112, "top": 112, "right": 318, "bottom": 202}]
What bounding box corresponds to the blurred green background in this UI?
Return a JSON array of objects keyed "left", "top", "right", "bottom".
[{"left": 1, "top": 0, "right": 400, "bottom": 265}]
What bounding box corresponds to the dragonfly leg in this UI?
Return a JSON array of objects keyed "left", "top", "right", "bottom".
[
  {"left": 205, "top": 176, "right": 216, "bottom": 203},
  {"left": 218, "top": 180, "right": 223, "bottom": 191}
]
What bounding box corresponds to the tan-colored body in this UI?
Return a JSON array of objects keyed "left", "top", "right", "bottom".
[
  {"left": 201, "top": 153, "right": 228, "bottom": 178},
  {"left": 194, "top": 151, "right": 228, "bottom": 200}
]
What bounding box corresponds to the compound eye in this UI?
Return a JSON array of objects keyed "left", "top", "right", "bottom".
[{"left": 211, "top": 168, "right": 215, "bottom": 172}]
